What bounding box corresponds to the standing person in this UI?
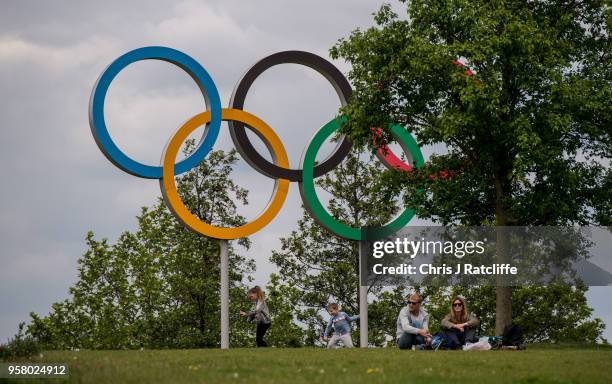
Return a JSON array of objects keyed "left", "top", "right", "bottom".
[
  {"left": 396, "top": 293, "right": 431, "bottom": 350},
  {"left": 323, "top": 303, "right": 359, "bottom": 349},
  {"left": 240, "top": 286, "right": 271, "bottom": 347},
  {"left": 441, "top": 295, "right": 480, "bottom": 349}
]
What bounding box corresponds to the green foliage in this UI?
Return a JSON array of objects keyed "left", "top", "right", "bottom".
[
  {"left": 263, "top": 274, "right": 304, "bottom": 347},
  {"left": 269, "top": 151, "right": 605, "bottom": 345},
  {"left": 0, "top": 323, "right": 42, "bottom": 360},
  {"left": 331, "top": 0, "right": 610, "bottom": 225},
  {"left": 421, "top": 284, "right": 605, "bottom": 343},
  {"left": 367, "top": 287, "right": 407, "bottom": 346},
  {"left": 331, "top": 0, "right": 611, "bottom": 226},
  {"left": 270, "top": 153, "right": 403, "bottom": 346},
  {"left": 364, "top": 284, "right": 606, "bottom": 344},
  {"left": 27, "top": 143, "right": 256, "bottom": 349},
  {"left": 331, "top": 0, "right": 611, "bottom": 332}
]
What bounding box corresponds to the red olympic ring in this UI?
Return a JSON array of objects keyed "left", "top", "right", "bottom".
[{"left": 376, "top": 58, "right": 478, "bottom": 173}]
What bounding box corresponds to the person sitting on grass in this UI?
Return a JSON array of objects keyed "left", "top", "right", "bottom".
[
  {"left": 240, "top": 286, "right": 271, "bottom": 347},
  {"left": 323, "top": 303, "right": 359, "bottom": 349},
  {"left": 440, "top": 295, "right": 480, "bottom": 349},
  {"left": 396, "top": 293, "right": 431, "bottom": 350}
]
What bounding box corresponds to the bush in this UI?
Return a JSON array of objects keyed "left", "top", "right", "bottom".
[{"left": 0, "top": 323, "right": 42, "bottom": 360}]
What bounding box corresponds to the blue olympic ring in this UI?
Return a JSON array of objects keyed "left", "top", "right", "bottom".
[{"left": 89, "top": 46, "right": 222, "bottom": 179}]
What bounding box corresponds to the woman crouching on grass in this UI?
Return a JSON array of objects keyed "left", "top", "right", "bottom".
[
  {"left": 441, "top": 295, "right": 480, "bottom": 349},
  {"left": 240, "top": 286, "right": 271, "bottom": 347}
]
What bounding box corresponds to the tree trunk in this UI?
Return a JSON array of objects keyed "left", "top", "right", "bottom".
[
  {"left": 495, "top": 270, "right": 512, "bottom": 334},
  {"left": 495, "top": 175, "right": 512, "bottom": 335}
]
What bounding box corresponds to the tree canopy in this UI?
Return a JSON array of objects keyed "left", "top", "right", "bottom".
[
  {"left": 331, "top": 0, "right": 611, "bottom": 332},
  {"left": 28, "top": 145, "right": 257, "bottom": 349}
]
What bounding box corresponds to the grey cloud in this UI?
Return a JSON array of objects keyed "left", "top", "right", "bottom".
[{"left": 0, "top": 0, "right": 384, "bottom": 342}]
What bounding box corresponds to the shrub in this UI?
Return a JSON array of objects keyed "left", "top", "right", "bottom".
[{"left": 0, "top": 323, "right": 42, "bottom": 360}]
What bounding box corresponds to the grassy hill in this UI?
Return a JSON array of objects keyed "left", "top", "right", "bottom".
[{"left": 3, "top": 345, "right": 612, "bottom": 383}]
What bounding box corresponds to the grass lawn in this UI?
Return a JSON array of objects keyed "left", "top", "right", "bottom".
[{"left": 4, "top": 346, "right": 612, "bottom": 383}]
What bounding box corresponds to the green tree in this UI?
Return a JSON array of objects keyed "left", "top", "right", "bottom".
[
  {"left": 270, "top": 153, "right": 402, "bottom": 346},
  {"left": 421, "top": 284, "right": 606, "bottom": 343},
  {"left": 331, "top": 0, "right": 611, "bottom": 333},
  {"left": 367, "top": 284, "right": 606, "bottom": 344},
  {"left": 351, "top": 282, "right": 606, "bottom": 345},
  {"left": 367, "top": 286, "right": 409, "bottom": 346},
  {"left": 28, "top": 144, "right": 257, "bottom": 349},
  {"left": 263, "top": 274, "right": 305, "bottom": 347}
]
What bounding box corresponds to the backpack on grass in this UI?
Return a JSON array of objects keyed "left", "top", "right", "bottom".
[
  {"left": 501, "top": 323, "right": 523, "bottom": 349},
  {"left": 431, "top": 331, "right": 459, "bottom": 350}
]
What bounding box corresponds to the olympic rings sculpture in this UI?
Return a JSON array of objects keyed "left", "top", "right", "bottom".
[{"left": 89, "top": 46, "right": 424, "bottom": 241}]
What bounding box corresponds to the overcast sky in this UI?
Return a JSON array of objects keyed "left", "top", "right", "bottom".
[{"left": 1, "top": 0, "right": 610, "bottom": 343}]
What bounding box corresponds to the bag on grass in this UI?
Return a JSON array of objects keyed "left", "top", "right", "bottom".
[
  {"left": 430, "top": 331, "right": 456, "bottom": 350},
  {"left": 488, "top": 336, "right": 503, "bottom": 349},
  {"left": 462, "top": 337, "right": 492, "bottom": 351}
]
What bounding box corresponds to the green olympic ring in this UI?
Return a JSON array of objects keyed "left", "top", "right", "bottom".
[{"left": 300, "top": 117, "right": 424, "bottom": 241}]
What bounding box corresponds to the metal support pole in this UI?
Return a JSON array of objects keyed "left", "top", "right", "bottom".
[
  {"left": 359, "top": 240, "right": 368, "bottom": 348},
  {"left": 220, "top": 240, "right": 229, "bottom": 349}
]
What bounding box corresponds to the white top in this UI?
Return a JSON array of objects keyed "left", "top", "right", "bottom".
[{"left": 396, "top": 307, "right": 429, "bottom": 338}]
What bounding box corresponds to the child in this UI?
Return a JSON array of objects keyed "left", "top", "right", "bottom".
[
  {"left": 240, "top": 286, "right": 271, "bottom": 347},
  {"left": 323, "top": 303, "right": 359, "bottom": 349}
]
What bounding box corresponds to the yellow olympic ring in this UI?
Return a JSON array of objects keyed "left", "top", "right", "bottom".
[{"left": 161, "top": 108, "right": 290, "bottom": 239}]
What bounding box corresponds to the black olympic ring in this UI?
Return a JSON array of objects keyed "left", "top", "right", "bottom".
[{"left": 229, "top": 50, "right": 353, "bottom": 182}]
